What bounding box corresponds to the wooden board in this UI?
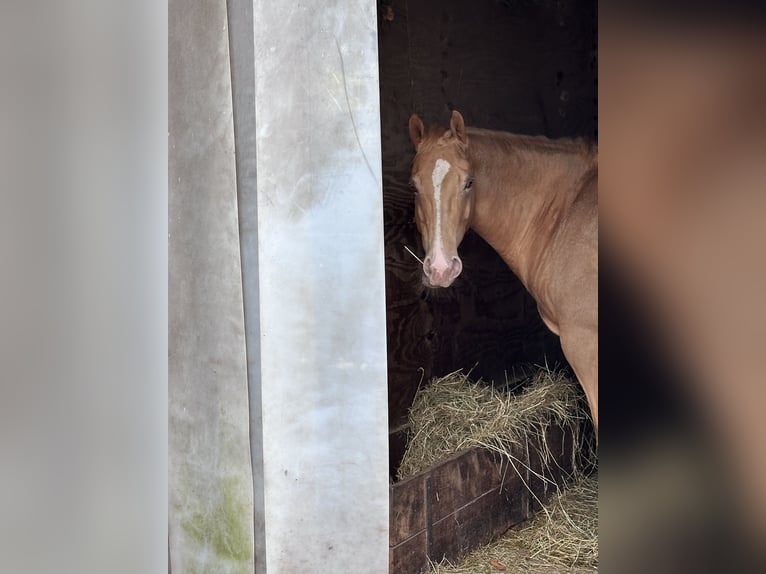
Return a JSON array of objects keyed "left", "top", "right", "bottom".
[
  {"left": 389, "top": 424, "right": 580, "bottom": 574},
  {"left": 378, "top": 0, "right": 597, "bottom": 428}
]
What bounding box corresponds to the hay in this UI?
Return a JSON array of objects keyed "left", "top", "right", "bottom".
[
  {"left": 428, "top": 475, "right": 598, "bottom": 573},
  {"left": 397, "top": 366, "right": 598, "bottom": 572},
  {"left": 397, "top": 367, "right": 594, "bottom": 483}
]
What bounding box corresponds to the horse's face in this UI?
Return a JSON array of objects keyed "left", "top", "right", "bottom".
[{"left": 408, "top": 111, "right": 474, "bottom": 288}]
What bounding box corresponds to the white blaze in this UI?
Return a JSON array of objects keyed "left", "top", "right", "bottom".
[{"left": 430, "top": 158, "right": 452, "bottom": 270}]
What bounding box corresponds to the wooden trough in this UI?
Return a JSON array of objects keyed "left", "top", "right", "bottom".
[{"left": 389, "top": 424, "right": 576, "bottom": 574}]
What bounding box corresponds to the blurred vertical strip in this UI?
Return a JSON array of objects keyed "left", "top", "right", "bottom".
[
  {"left": 0, "top": 2, "right": 167, "bottom": 574},
  {"left": 600, "top": 2, "right": 766, "bottom": 573}
]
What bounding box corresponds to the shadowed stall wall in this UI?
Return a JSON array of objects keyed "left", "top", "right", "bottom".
[{"left": 378, "top": 0, "right": 597, "bottom": 428}]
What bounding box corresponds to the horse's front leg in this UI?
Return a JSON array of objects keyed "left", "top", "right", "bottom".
[{"left": 560, "top": 325, "right": 599, "bottom": 437}]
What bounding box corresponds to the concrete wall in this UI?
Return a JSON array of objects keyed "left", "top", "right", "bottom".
[
  {"left": 169, "top": 0, "right": 255, "bottom": 572},
  {"left": 247, "top": 1, "right": 389, "bottom": 571},
  {"left": 170, "top": 0, "right": 389, "bottom": 572}
]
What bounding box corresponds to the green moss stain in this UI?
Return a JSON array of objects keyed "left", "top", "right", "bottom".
[
  {"left": 173, "top": 417, "right": 253, "bottom": 573},
  {"left": 181, "top": 475, "right": 253, "bottom": 566},
  {"left": 213, "top": 477, "right": 252, "bottom": 561}
]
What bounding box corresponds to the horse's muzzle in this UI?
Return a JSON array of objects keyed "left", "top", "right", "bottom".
[{"left": 423, "top": 254, "right": 462, "bottom": 288}]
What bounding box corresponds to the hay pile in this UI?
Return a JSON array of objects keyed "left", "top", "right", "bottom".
[
  {"left": 397, "top": 367, "right": 594, "bottom": 482},
  {"left": 397, "top": 367, "right": 598, "bottom": 571},
  {"left": 429, "top": 474, "right": 598, "bottom": 573}
]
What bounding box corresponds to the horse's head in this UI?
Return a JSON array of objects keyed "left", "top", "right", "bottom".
[{"left": 408, "top": 110, "right": 474, "bottom": 288}]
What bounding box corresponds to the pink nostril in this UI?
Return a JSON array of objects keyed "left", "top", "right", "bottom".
[{"left": 450, "top": 257, "right": 462, "bottom": 278}]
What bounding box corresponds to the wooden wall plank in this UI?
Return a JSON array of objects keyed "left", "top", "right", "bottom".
[
  {"left": 428, "top": 448, "right": 506, "bottom": 523},
  {"left": 430, "top": 487, "right": 524, "bottom": 563},
  {"left": 389, "top": 426, "right": 580, "bottom": 573},
  {"left": 390, "top": 473, "right": 428, "bottom": 546},
  {"left": 389, "top": 531, "right": 429, "bottom": 574}
]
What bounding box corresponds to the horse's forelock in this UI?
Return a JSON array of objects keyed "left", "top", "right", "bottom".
[{"left": 415, "top": 127, "right": 467, "bottom": 159}]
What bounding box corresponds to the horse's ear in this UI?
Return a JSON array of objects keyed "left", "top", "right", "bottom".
[
  {"left": 450, "top": 110, "right": 467, "bottom": 145},
  {"left": 409, "top": 114, "right": 425, "bottom": 148}
]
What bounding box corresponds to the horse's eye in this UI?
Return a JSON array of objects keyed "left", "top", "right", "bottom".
[
  {"left": 409, "top": 179, "right": 419, "bottom": 194},
  {"left": 464, "top": 176, "right": 474, "bottom": 192}
]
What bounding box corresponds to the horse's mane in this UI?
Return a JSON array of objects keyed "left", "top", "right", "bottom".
[
  {"left": 467, "top": 127, "right": 596, "bottom": 161},
  {"left": 417, "top": 123, "right": 596, "bottom": 164}
]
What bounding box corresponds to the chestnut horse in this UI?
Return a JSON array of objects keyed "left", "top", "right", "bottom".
[{"left": 408, "top": 111, "right": 598, "bottom": 432}]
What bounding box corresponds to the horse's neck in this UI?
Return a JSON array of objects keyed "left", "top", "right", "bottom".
[{"left": 467, "top": 131, "right": 594, "bottom": 290}]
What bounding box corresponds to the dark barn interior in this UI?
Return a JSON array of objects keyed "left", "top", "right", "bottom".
[{"left": 376, "top": 0, "right": 597, "bottom": 455}]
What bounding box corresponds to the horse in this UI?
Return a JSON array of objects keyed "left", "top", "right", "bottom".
[{"left": 408, "top": 110, "right": 598, "bottom": 433}]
